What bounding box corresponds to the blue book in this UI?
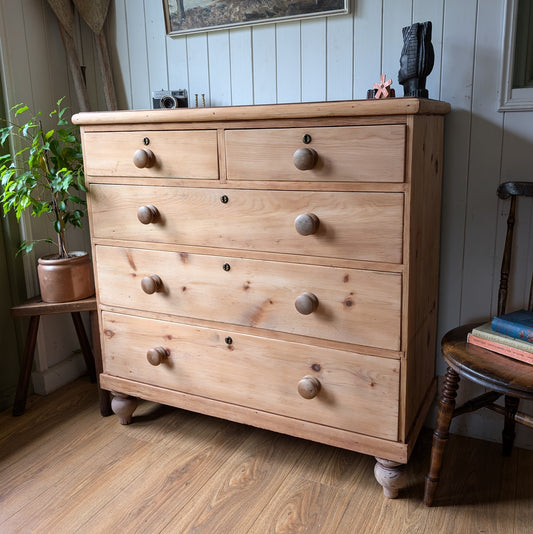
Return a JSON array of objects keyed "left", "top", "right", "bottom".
[{"left": 492, "top": 309, "right": 533, "bottom": 343}]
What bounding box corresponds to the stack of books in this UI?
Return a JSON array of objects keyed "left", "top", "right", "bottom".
[{"left": 467, "top": 309, "right": 533, "bottom": 364}]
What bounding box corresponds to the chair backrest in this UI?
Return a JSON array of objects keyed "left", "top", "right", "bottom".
[{"left": 496, "top": 181, "right": 533, "bottom": 315}]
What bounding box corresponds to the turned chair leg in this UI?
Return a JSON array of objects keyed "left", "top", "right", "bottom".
[
  {"left": 502, "top": 395, "right": 520, "bottom": 456},
  {"left": 424, "top": 367, "right": 460, "bottom": 506}
]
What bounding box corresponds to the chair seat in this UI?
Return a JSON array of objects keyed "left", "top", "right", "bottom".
[{"left": 442, "top": 324, "right": 533, "bottom": 400}]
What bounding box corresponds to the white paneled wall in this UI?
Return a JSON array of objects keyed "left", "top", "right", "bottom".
[{"left": 1, "top": 0, "right": 533, "bottom": 449}]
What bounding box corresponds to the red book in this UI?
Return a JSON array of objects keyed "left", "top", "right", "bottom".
[{"left": 467, "top": 332, "right": 533, "bottom": 365}]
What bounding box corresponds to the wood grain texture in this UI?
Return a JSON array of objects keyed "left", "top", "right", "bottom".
[
  {"left": 225, "top": 125, "right": 406, "bottom": 182},
  {"left": 2, "top": 380, "right": 533, "bottom": 533},
  {"left": 88, "top": 186, "right": 404, "bottom": 263},
  {"left": 72, "top": 98, "right": 451, "bottom": 125},
  {"left": 101, "top": 311, "right": 400, "bottom": 440},
  {"left": 402, "top": 114, "right": 445, "bottom": 438},
  {"left": 95, "top": 247, "right": 402, "bottom": 349},
  {"left": 82, "top": 130, "right": 219, "bottom": 178},
  {"left": 100, "top": 373, "right": 408, "bottom": 462}
]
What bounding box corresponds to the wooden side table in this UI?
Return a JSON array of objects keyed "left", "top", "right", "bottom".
[{"left": 11, "top": 296, "right": 111, "bottom": 417}]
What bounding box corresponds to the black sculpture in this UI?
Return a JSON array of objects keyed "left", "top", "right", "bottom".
[{"left": 398, "top": 21, "right": 434, "bottom": 98}]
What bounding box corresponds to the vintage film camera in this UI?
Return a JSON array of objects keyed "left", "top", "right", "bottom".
[{"left": 152, "top": 89, "right": 188, "bottom": 109}]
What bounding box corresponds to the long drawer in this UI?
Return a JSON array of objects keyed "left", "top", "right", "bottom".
[
  {"left": 95, "top": 246, "right": 402, "bottom": 350},
  {"left": 101, "top": 311, "right": 400, "bottom": 440},
  {"left": 82, "top": 130, "right": 219, "bottom": 179},
  {"left": 225, "top": 125, "right": 406, "bottom": 182},
  {"left": 89, "top": 185, "right": 404, "bottom": 264}
]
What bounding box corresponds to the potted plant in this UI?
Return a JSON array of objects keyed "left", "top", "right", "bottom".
[{"left": 0, "top": 98, "right": 94, "bottom": 302}]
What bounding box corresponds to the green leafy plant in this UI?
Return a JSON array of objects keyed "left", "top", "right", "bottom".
[{"left": 0, "top": 98, "right": 86, "bottom": 258}]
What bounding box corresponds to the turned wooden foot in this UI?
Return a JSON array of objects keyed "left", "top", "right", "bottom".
[
  {"left": 374, "top": 457, "right": 406, "bottom": 498},
  {"left": 111, "top": 391, "right": 138, "bottom": 425}
]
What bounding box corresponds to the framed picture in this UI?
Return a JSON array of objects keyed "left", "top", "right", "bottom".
[{"left": 164, "top": 1, "right": 350, "bottom": 36}]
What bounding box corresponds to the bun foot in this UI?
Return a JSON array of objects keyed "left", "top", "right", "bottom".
[
  {"left": 111, "top": 392, "right": 138, "bottom": 425},
  {"left": 374, "top": 457, "right": 406, "bottom": 498}
]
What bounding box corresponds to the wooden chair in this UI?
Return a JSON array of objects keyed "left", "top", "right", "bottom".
[
  {"left": 424, "top": 181, "right": 533, "bottom": 506},
  {"left": 11, "top": 295, "right": 111, "bottom": 417}
]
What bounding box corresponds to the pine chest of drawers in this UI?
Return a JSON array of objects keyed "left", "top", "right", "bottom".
[{"left": 74, "top": 99, "right": 449, "bottom": 497}]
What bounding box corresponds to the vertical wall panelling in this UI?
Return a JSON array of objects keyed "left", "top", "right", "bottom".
[
  {"left": 412, "top": 0, "right": 444, "bottom": 101},
  {"left": 353, "top": 0, "right": 383, "bottom": 100},
  {"left": 145, "top": 0, "right": 169, "bottom": 98},
  {"left": 326, "top": 11, "right": 354, "bottom": 100},
  {"left": 252, "top": 25, "right": 277, "bottom": 104},
  {"left": 381, "top": 0, "right": 412, "bottom": 94},
  {"left": 497, "top": 112, "right": 533, "bottom": 314},
  {"left": 460, "top": 0, "right": 506, "bottom": 323},
  {"left": 207, "top": 31, "right": 231, "bottom": 107},
  {"left": 436, "top": 0, "right": 478, "bottom": 377},
  {"left": 229, "top": 27, "right": 253, "bottom": 105},
  {"left": 22, "top": 0, "right": 54, "bottom": 115},
  {"left": 187, "top": 33, "right": 210, "bottom": 106},
  {"left": 276, "top": 21, "right": 301, "bottom": 104},
  {"left": 107, "top": 0, "right": 133, "bottom": 108},
  {"left": 301, "top": 18, "right": 326, "bottom": 102},
  {"left": 126, "top": 0, "right": 150, "bottom": 109},
  {"left": 166, "top": 36, "right": 189, "bottom": 103}
]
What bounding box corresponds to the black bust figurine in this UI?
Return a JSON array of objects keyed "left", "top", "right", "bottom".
[{"left": 398, "top": 21, "right": 434, "bottom": 98}]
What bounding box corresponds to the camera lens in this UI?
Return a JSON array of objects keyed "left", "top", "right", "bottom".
[{"left": 160, "top": 95, "right": 178, "bottom": 109}]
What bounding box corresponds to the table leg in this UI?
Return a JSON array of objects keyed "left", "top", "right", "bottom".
[
  {"left": 12, "top": 316, "right": 40, "bottom": 416},
  {"left": 70, "top": 311, "right": 97, "bottom": 382},
  {"left": 90, "top": 310, "right": 112, "bottom": 417}
]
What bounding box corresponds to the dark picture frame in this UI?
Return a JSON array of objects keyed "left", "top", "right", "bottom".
[{"left": 164, "top": 1, "right": 350, "bottom": 36}]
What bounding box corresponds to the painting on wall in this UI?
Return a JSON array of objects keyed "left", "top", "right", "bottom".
[{"left": 164, "top": 0, "right": 349, "bottom": 36}]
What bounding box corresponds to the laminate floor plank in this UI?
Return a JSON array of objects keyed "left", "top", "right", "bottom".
[
  {"left": 248, "top": 442, "right": 367, "bottom": 533},
  {"left": 1, "top": 379, "right": 533, "bottom": 534},
  {"left": 75, "top": 414, "right": 251, "bottom": 533},
  {"left": 159, "top": 430, "right": 309, "bottom": 533}
]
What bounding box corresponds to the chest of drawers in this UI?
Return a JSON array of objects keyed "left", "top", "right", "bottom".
[{"left": 74, "top": 99, "right": 449, "bottom": 498}]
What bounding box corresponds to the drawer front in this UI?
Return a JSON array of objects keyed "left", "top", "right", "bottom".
[
  {"left": 83, "top": 130, "right": 219, "bottom": 179},
  {"left": 89, "top": 185, "right": 404, "bottom": 264},
  {"left": 101, "top": 311, "right": 400, "bottom": 440},
  {"left": 96, "top": 246, "right": 402, "bottom": 350},
  {"left": 225, "top": 125, "right": 405, "bottom": 182}
]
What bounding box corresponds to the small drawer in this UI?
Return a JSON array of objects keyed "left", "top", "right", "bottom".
[
  {"left": 82, "top": 130, "right": 219, "bottom": 179},
  {"left": 101, "top": 311, "right": 400, "bottom": 441},
  {"left": 95, "top": 246, "right": 402, "bottom": 350},
  {"left": 89, "top": 185, "right": 404, "bottom": 264},
  {"left": 225, "top": 125, "right": 405, "bottom": 182}
]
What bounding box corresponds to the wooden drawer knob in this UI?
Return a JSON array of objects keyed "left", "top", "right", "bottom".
[
  {"left": 133, "top": 148, "right": 155, "bottom": 168},
  {"left": 295, "top": 292, "right": 319, "bottom": 315},
  {"left": 137, "top": 205, "right": 159, "bottom": 224},
  {"left": 147, "top": 346, "right": 169, "bottom": 366},
  {"left": 141, "top": 274, "right": 163, "bottom": 294},
  {"left": 293, "top": 147, "right": 318, "bottom": 170},
  {"left": 298, "top": 375, "right": 321, "bottom": 399},
  {"left": 294, "top": 213, "right": 319, "bottom": 236}
]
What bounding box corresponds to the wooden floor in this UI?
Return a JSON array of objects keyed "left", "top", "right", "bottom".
[{"left": 1, "top": 379, "right": 532, "bottom": 534}]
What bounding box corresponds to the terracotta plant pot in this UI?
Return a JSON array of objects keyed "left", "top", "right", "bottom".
[{"left": 37, "top": 251, "right": 95, "bottom": 303}]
